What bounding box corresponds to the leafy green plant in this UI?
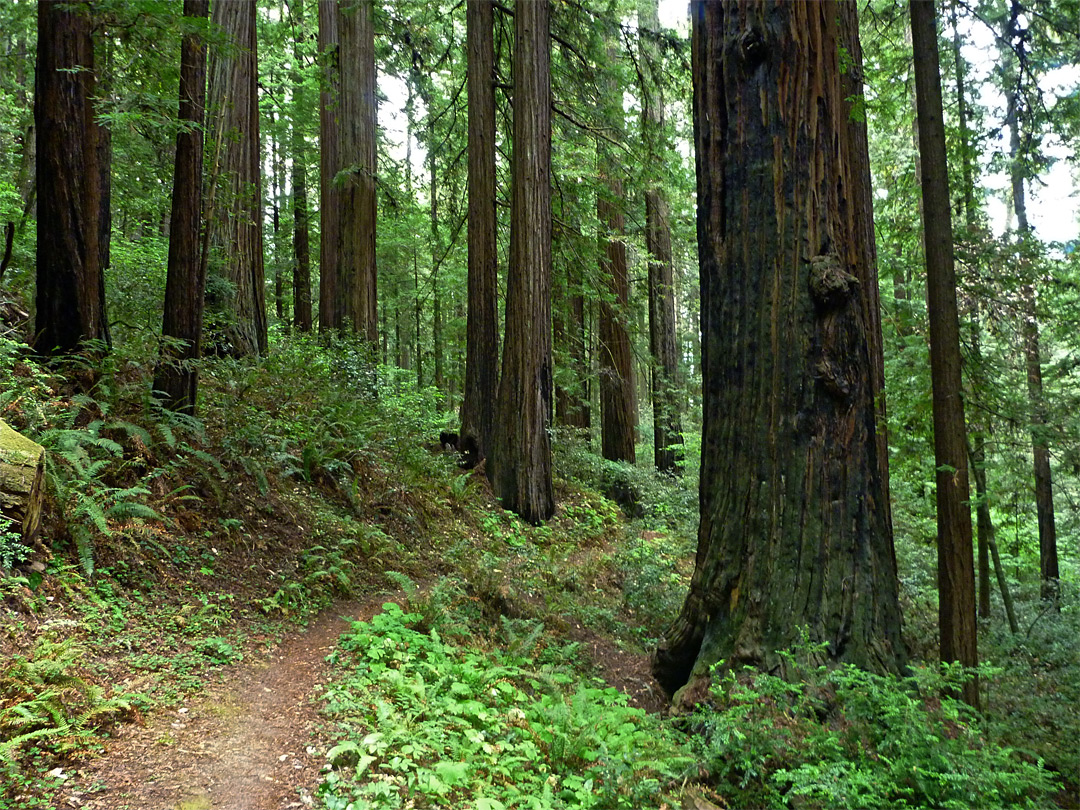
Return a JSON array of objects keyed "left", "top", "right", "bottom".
[
  {"left": 693, "top": 639, "right": 1058, "bottom": 809},
  {"left": 0, "top": 638, "right": 135, "bottom": 787},
  {"left": 318, "top": 602, "right": 694, "bottom": 810}
]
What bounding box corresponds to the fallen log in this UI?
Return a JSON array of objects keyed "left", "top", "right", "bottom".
[{"left": 0, "top": 419, "right": 45, "bottom": 548}]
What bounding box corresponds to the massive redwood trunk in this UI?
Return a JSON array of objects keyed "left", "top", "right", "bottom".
[
  {"left": 155, "top": 0, "right": 210, "bottom": 414},
  {"left": 489, "top": 0, "right": 554, "bottom": 524},
  {"left": 461, "top": 0, "right": 499, "bottom": 462},
  {"left": 654, "top": 0, "right": 904, "bottom": 697},
  {"left": 206, "top": 0, "right": 267, "bottom": 357},
  {"left": 34, "top": 0, "right": 109, "bottom": 355}
]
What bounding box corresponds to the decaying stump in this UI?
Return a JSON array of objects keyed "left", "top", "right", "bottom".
[{"left": 0, "top": 419, "right": 46, "bottom": 548}]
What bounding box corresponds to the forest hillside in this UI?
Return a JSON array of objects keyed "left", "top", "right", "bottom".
[{"left": 1, "top": 0, "right": 1079, "bottom": 808}]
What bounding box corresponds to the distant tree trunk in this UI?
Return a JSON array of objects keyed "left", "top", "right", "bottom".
[
  {"left": 654, "top": 0, "right": 905, "bottom": 698},
  {"left": 289, "top": 0, "right": 313, "bottom": 333},
  {"left": 967, "top": 441, "right": 1020, "bottom": 634},
  {"left": 318, "top": 0, "right": 344, "bottom": 332},
  {"left": 270, "top": 109, "right": 285, "bottom": 324},
  {"left": 34, "top": 0, "right": 109, "bottom": 356},
  {"left": 597, "top": 172, "right": 636, "bottom": 464},
  {"left": 430, "top": 125, "right": 444, "bottom": 399},
  {"left": 911, "top": 0, "right": 979, "bottom": 708},
  {"left": 95, "top": 36, "right": 113, "bottom": 348},
  {"left": 597, "top": 43, "right": 635, "bottom": 464},
  {"left": 206, "top": 0, "right": 267, "bottom": 356},
  {"left": 339, "top": 0, "right": 378, "bottom": 346},
  {"left": 1002, "top": 15, "right": 1059, "bottom": 602},
  {"left": 154, "top": 0, "right": 209, "bottom": 414},
  {"left": 557, "top": 264, "right": 591, "bottom": 432},
  {"left": 639, "top": 0, "right": 683, "bottom": 473},
  {"left": 489, "top": 0, "right": 554, "bottom": 523},
  {"left": 461, "top": 0, "right": 499, "bottom": 462}
]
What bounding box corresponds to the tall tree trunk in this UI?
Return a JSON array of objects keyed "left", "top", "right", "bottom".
[
  {"left": 339, "top": 0, "right": 378, "bottom": 346},
  {"left": 948, "top": 0, "right": 992, "bottom": 619},
  {"left": 489, "top": 0, "right": 554, "bottom": 524},
  {"left": 430, "top": 123, "right": 444, "bottom": 399},
  {"left": 639, "top": 0, "right": 683, "bottom": 473},
  {"left": 206, "top": 0, "right": 267, "bottom": 356},
  {"left": 34, "top": 0, "right": 109, "bottom": 356},
  {"left": 318, "top": 0, "right": 343, "bottom": 332},
  {"left": 597, "top": 43, "right": 636, "bottom": 465},
  {"left": 155, "top": 0, "right": 209, "bottom": 414},
  {"left": 654, "top": 0, "right": 905, "bottom": 698},
  {"left": 967, "top": 442, "right": 1019, "bottom": 633},
  {"left": 270, "top": 108, "right": 285, "bottom": 323},
  {"left": 1003, "top": 10, "right": 1059, "bottom": 602},
  {"left": 461, "top": 0, "right": 499, "bottom": 462},
  {"left": 911, "top": 0, "right": 979, "bottom": 708}
]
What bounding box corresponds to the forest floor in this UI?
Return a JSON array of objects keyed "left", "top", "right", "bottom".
[
  {"left": 47, "top": 591, "right": 661, "bottom": 810},
  {"left": 60, "top": 599, "right": 375, "bottom": 810}
]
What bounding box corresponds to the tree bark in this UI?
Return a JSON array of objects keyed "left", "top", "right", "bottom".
[
  {"left": 339, "top": 0, "right": 378, "bottom": 346},
  {"left": 597, "top": 41, "right": 636, "bottom": 465},
  {"left": 155, "top": 0, "right": 210, "bottom": 414},
  {"left": 318, "top": 0, "right": 344, "bottom": 332},
  {"left": 489, "top": 0, "right": 554, "bottom": 524},
  {"left": 206, "top": 0, "right": 267, "bottom": 357},
  {"left": 34, "top": 0, "right": 109, "bottom": 356},
  {"left": 461, "top": 0, "right": 499, "bottom": 462},
  {"left": 639, "top": 0, "right": 683, "bottom": 473},
  {"left": 911, "top": 0, "right": 979, "bottom": 708},
  {"left": 654, "top": 0, "right": 905, "bottom": 698}
]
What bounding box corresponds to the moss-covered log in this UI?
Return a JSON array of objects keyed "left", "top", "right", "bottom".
[{"left": 0, "top": 420, "right": 45, "bottom": 547}]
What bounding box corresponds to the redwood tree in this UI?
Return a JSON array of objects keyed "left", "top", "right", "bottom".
[
  {"left": 460, "top": 0, "right": 499, "bottom": 463},
  {"left": 154, "top": 0, "right": 210, "bottom": 413},
  {"left": 34, "top": 0, "right": 109, "bottom": 355},
  {"left": 205, "top": 0, "right": 267, "bottom": 356},
  {"left": 654, "top": 0, "right": 905, "bottom": 697},
  {"left": 639, "top": 0, "right": 683, "bottom": 473},
  {"left": 910, "top": 0, "right": 978, "bottom": 707},
  {"left": 489, "top": 0, "right": 554, "bottom": 524}
]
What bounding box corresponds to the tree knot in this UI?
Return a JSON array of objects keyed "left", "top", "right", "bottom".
[
  {"left": 809, "top": 254, "right": 858, "bottom": 310},
  {"left": 738, "top": 27, "right": 767, "bottom": 69}
]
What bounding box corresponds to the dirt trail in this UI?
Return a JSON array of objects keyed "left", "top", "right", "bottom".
[{"left": 67, "top": 599, "right": 385, "bottom": 810}]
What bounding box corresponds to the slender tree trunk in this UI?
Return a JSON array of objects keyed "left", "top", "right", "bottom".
[
  {"left": 270, "top": 111, "right": 285, "bottom": 323},
  {"left": 206, "top": 0, "right": 267, "bottom": 356},
  {"left": 34, "top": 0, "right": 109, "bottom": 356},
  {"left": 967, "top": 442, "right": 1019, "bottom": 633},
  {"left": 911, "top": 0, "right": 979, "bottom": 708},
  {"left": 461, "top": 0, "right": 499, "bottom": 461},
  {"left": 318, "top": 0, "right": 344, "bottom": 332},
  {"left": 288, "top": 0, "right": 313, "bottom": 333},
  {"left": 654, "top": 0, "right": 905, "bottom": 698},
  {"left": 1004, "top": 62, "right": 1060, "bottom": 603},
  {"left": 489, "top": 0, "right": 554, "bottom": 523},
  {"left": 430, "top": 124, "right": 444, "bottom": 399},
  {"left": 639, "top": 0, "right": 683, "bottom": 473},
  {"left": 597, "top": 37, "right": 636, "bottom": 465},
  {"left": 948, "top": 0, "right": 991, "bottom": 619},
  {"left": 155, "top": 0, "right": 209, "bottom": 414}
]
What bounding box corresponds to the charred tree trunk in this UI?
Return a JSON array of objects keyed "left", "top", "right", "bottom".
[
  {"left": 911, "top": 0, "right": 979, "bottom": 708},
  {"left": 206, "top": 0, "right": 267, "bottom": 357},
  {"left": 654, "top": 0, "right": 905, "bottom": 699},
  {"left": 489, "top": 0, "right": 554, "bottom": 523},
  {"left": 461, "top": 0, "right": 499, "bottom": 462},
  {"left": 34, "top": 0, "right": 109, "bottom": 356},
  {"left": 155, "top": 0, "right": 210, "bottom": 414},
  {"left": 639, "top": 0, "right": 683, "bottom": 473}
]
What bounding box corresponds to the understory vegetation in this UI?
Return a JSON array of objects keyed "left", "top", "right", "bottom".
[{"left": 1, "top": 330, "right": 1075, "bottom": 809}]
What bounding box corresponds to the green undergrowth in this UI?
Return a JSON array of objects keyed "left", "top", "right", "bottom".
[
  {"left": 317, "top": 596, "right": 696, "bottom": 810},
  {"left": 692, "top": 637, "right": 1059, "bottom": 809}
]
